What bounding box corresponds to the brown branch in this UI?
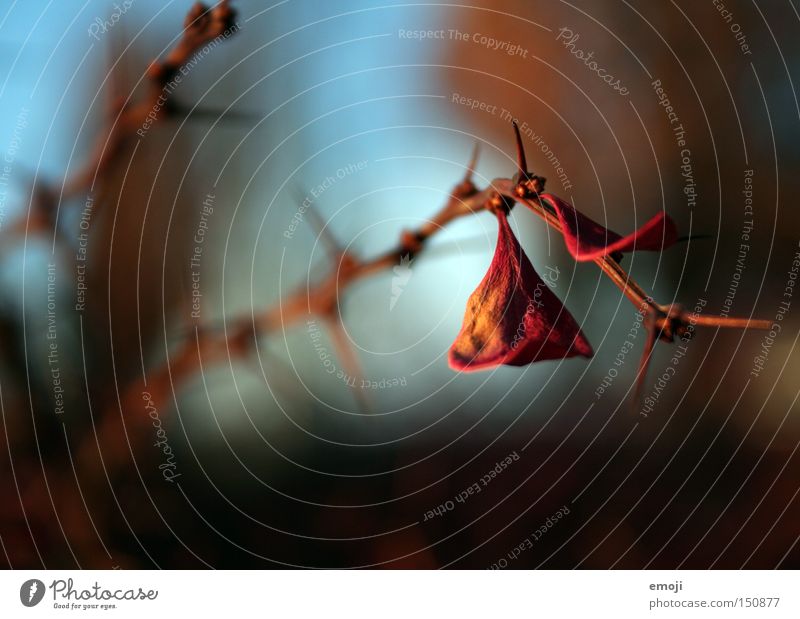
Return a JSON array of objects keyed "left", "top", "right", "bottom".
[
  {"left": 63, "top": 1, "right": 238, "bottom": 200},
  {"left": 176, "top": 151, "right": 491, "bottom": 395},
  {"left": 180, "top": 122, "right": 770, "bottom": 412},
  {"left": 246, "top": 159, "right": 489, "bottom": 337}
]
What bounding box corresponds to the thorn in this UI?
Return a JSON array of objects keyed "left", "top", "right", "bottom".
[
  {"left": 631, "top": 313, "right": 660, "bottom": 413},
  {"left": 512, "top": 120, "right": 528, "bottom": 178},
  {"left": 290, "top": 185, "right": 343, "bottom": 259},
  {"left": 463, "top": 141, "right": 480, "bottom": 184},
  {"left": 325, "top": 317, "right": 372, "bottom": 413}
]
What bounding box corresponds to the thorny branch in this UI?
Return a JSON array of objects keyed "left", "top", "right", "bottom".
[
  {"left": 210, "top": 122, "right": 770, "bottom": 409},
  {"left": 500, "top": 121, "right": 770, "bottom": 403},
  {"left": 0, "top": 0, "right": 789, "bottom": 571},
  {"left": 62, "top": 0, "right": 238, "bottom": 201},
  {"left": 25, "top": 1, "right": 769, "bottom": 411}
]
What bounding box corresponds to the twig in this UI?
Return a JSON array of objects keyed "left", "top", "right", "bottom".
[{"left": 62, "top": 0, "right": 238, "bottom": 200}]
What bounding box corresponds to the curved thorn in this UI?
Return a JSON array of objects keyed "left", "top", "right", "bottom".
[{"left": 512, "top": 120, "right": 528, "bottom": 177}]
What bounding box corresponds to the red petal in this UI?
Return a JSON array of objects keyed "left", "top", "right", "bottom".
[
  {"left": 449, "top": 212, "right": 593, "bottom": 371},
  {"left": 540, "top": 192, "right": 678, "bottom": 261}
]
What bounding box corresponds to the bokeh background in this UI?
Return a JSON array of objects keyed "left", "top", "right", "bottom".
[{"left": 1, "top": 0, "right": 799, "bottom": 568}]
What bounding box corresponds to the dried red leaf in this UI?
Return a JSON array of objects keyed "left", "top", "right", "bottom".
[
  {"left": 539, "top": 192, "right": 678, "bottom": 261},
  {"left": 449, "top": 211, "right": 593, "bottom": 371}
]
